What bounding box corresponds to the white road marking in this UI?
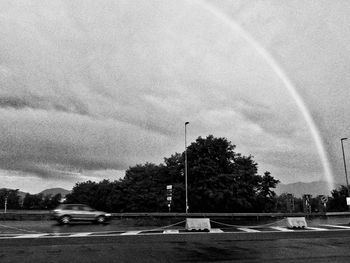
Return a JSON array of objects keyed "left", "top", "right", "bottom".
[
  {"left": 163, "top": 230, "right": 179, "bottom": 234},
  {"left": 321, "top": 224, "right": 350, "bottom": 229},
  {"left": 0, "top": 223, "right": 41, "bottom": 234},
  {"left": 69, "top": 232, "right": 92, "bottom": 237},
  {"left": 237, "top": 228, "right": 260, "bottom": 233},
  {"left": 120, "top": 231, "right": 141, "bottom": 235},
  {"left": 14, "top": 234, "right": 48, "bottom": 238},
  {"left": 210, "top": 228, "right": 224, "bottom": 233},
  {"left": 270, "top": 227, "right": 293, "bottom": 232},
  {"left": 306, "top": 227, "right": 328, "bottom": 231}
]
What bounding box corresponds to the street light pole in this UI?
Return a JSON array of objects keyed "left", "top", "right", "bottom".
[
  {"left": 4, "top": 195, "right": 7, "bottom": 214},
  {"left": 185, "top": 121, "right": 189, "bottom": 214},
  {"left": 341, "top": 138, "right": 349, "bottom": 197}
]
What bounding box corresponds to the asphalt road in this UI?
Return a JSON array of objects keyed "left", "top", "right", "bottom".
[
  {"left": 1, "top": 229, "right": 350, "bottom": 262},
  {"left": 0, "top": 218, "right": 350, "bottom": 262}
]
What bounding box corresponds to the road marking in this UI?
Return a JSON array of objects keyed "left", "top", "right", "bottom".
[
  {"left": 69, "top": 232, "right": 92, "bottom": 237},
  {"left": 163, "top": 230, "right": 179, "bottom": 234},
  {"left": 14, "top": 234, "right": 48, "bottom": 239},
  {"left": 0, "top": 223, "right": 41, "bottom": 234},
  {"left": 306, "top": 227, "right": 328, "bottom": 231},
  {"left": 237, "top": 228, "right": 260, "bottom": 233},
  {"left": 210, "top": 228, "right": 224, "bottom": 233},
  {"left": 120, "top": 231, "right": 141, "bottom": 235},
  {"left": 321, "top": 224, "right": 350, "bottom": 229},
  {"left": 270, "top": 227, "right": 293, "bottom": 232}
]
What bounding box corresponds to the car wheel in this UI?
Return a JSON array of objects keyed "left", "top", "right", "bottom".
[
  {"left": 97, "top": 216, "right": 106, "bottom": 224},
  {"left": 60, "top": 215, "right": 71, "bottom": 224}
]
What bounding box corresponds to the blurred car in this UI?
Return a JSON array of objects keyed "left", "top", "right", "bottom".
[{"left": 51, "top": 204, "right": 112, "bottom": 224}]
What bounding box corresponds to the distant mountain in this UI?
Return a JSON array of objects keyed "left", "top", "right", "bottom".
[
  {"left": 275, "top": 181, "right": 340, "bottom": 197},
  {"left": 38, "top": 188, "right": 71, "bottom": 197}
]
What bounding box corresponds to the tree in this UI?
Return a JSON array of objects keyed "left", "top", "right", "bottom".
[
  {"left": 255, "top": 172, "right": 280, "bottom": 212},
  {"left": 65, "top": 181, "right": 98, "bottom": 207},
  {"left": 67, "top": 134, "right": 279, "bottom": 213},
  {"left": 328, "top": 185, "right": 348, "bottom": 212},
  {"left": 167, "top": 135, "right": 279, "bottom": 212},
  {"left": 22, "top": 193, "right": 44, "bottom": 209},
  {"left": 0, "top": 189, "right": 20, "bottom": 210},
  {"left": 121, "top": 163, "right": 167, "bottom": 212}
]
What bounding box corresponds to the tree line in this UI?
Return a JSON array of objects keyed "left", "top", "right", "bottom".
[
  {"left": 1, "top": 135, "right": 348, "bottom": 212},
  {"left": 0, "top": 189, "right": 62, "bottom": 210}
]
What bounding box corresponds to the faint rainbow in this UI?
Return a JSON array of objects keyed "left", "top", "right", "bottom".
[{"left": 193, "top": 0, "right": 334, "bottom": 190}]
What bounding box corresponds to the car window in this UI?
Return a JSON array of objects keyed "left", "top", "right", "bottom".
[
  {"left": 72, "top": 206, "right": 80, "bottom": 211},
  {"left": 81, "top": 206, "right": 93, "bottom": 211},
  {"left": 65, "top": 205, "right": 74, "bottom": 210}
]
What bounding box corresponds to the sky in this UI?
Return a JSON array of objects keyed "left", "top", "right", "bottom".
[{"left": 0, "top": 0, "right": 349, "bottom": 193}]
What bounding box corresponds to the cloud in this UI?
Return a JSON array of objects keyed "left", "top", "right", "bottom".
[{"left": 0, "top": 0, "right": 347, "bottom": 191}]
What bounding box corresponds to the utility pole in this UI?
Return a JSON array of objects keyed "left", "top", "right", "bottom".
[
  {"left": 341, "top": 138, "right": 350, "bottom": 197},
  {"left": 185, "top": 121, "right": 189, "bottom": 214}
]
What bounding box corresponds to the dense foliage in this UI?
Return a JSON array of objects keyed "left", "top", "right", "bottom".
[{"left": 66, "top": 135, "right": 280, "bottom": 212}]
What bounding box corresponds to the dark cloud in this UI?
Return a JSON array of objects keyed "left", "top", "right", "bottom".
[{"left": 0, "top": 95, "right": 89, "bottom": 115}]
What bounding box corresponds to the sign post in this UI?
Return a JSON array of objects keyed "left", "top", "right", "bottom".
[
  {"left": 320, "top": 195, "right": 328, "bottom": 212},
  {"left": 346, "top": 197, "right": 350, "bottom": 206},
  {"left": 166, "top": 185, "right": 173, "bottom": 212}
]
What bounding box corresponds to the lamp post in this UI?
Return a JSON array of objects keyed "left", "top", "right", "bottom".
[
  {"left": 185, "top": 121, "right": 189, "bottom": 214},
  {"left": 341, "top": 138, "right": 349, "bottom": 197}
]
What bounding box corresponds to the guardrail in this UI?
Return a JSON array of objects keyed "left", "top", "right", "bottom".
[{"left": 111, "top": 212, "right": 350, "bottom": 218}]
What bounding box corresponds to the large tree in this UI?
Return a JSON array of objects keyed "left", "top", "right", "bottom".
[{"left": 67, "top": 135, "right": 279, "bottom": 212}]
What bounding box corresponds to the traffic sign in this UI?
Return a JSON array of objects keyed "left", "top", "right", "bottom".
[{"left": 320, "top": 195, "right": 328, "bottom": 203}]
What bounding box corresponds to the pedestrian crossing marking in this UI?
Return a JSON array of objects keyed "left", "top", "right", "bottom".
[
  {"left": 120, "top": 231, "right": 142, "bottom": 235},
  {"left": 69, "top": 232, "right": 92, "bottom": 237},
  {"left": 321, "top": 224, "right": 350, "bottom": 229},
  {"left": 237, "top": 228, "right": 260, "bottom": 233},
  {"left": 306, "top": 227, "right": 328, "bottom": 231},
  {"left": 163, "top": 230, "right": 179, "bottom": 234},
  {"left": 13, "top": 233, "right": 47, "bottom": 238},
  {"left": 210, "top": 228, "right": 224, "bottom": 233},
  {"left": 270, "top": 227, "right": 293, "bottom": 232}
]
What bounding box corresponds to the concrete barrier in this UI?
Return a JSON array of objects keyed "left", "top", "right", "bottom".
[
  {"left": 286, "top": 217, "right": 307, "bottom": 228},
  {"left": 185, "top": 218, "right": 211, "bottom": 231}
]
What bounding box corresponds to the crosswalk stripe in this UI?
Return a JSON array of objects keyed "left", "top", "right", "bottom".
[
  {"left": 210, "top": 228, "right": 224, "bottom": 233},
  {"left": 237, "top": 228, "right": 260, "bottom": 233},
  {"left": 163, "top": 230, "right": 179, "bottom": 234},
  {"left": 306, "top": 227, "right": 328, "bottom": 231},
  {"left": 270, "top": 227, "right": 293, "bottom": 232},
  {"left": 120, "top": 231, "right": 141, "bottom": 235},
  {"left": 69, "top": 232, "right": 92, "bottom": 237},
  {"left": 321, "top": 224, "right": 350, "bottom": 229},
  {"left": 14, "top": 234, "right": 47, "bottom": 238}
]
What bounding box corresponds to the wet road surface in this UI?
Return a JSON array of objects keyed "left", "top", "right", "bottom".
[{"left": 0, "top": 217, "right": 349, "bottom": 262}]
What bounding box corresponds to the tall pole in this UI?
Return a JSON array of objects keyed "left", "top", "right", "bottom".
[
  {"left": 185, "top": 122, "right": 189, "bottom": 214},
  {"left": 4, "top": 195, "right": 7, "bottom": 214},
  {"left": 341, "top": 138, "right": 350, "bottom": 197}
]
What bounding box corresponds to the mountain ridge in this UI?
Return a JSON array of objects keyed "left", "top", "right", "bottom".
[{"left": 38, "top": 188, "right": 71, "bottom": 196}]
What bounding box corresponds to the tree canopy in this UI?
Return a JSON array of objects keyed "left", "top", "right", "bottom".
[{"left": 67, "top": 135, "right": 280, "bottom": 212}]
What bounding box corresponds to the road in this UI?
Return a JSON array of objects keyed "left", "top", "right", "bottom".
[{"left": 0, "top": 218, "right": 350, "bottom": 262}]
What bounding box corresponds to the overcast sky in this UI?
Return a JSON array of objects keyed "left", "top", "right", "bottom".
[{"left": 0, "top": 0, "right": 349, "bottom": 193}]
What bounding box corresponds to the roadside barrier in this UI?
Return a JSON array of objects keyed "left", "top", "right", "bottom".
[
  {"left": 286, "top": 217, "right": 307, "bottom": 228},
  {"left": 185, "top": 218, "right": 211, "bottom": 231}
]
